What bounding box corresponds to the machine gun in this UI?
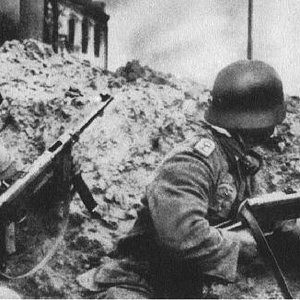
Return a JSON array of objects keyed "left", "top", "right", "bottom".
[
  {"left": 216, "top": 189, "right": 300, "bottom": 233},
  {"left": 216, "top": 189, "right": 300, "bottom": 299},
  {"left": 0, "top": 94, "right": 113, "bottom": 279}
]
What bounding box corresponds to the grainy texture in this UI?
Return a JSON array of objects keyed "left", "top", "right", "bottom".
[{"left": 0, "top": 39, "right": 299, "bottom": 298}]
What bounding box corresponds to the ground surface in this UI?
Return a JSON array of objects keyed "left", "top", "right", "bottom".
[{"left": 0, "top": 40, "right": 300, "bottom": 298}]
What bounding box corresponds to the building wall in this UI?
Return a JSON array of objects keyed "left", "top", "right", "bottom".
[
  {"left": 59, "top": 4, "right": 108, "bottom": 69},
  {"left": 0, "top": 0, "right": 20, "bottom": 44},
  {"left": 19, "top": 0, "right": 45, "bottom": 41},
  {"left": 0, "top": 0, "right": 108, "bottom": 69},
  {"left": 0, "top": 0, "right": 20, "bottom": 22}
]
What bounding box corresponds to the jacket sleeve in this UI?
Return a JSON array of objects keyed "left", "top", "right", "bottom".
[{"left": 147, "top": 149, "right": 240, "bottom": 282}]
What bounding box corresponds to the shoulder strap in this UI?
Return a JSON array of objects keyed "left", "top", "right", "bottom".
[{"left": 239, "top": 202, "right": 293, "bottom": 299}]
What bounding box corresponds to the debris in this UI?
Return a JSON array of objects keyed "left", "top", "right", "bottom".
[{"left": 1, "top": 39, "right": 300, "bottom": 299}]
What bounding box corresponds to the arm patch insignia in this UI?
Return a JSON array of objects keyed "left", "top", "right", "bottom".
[{"left": 194, "top": 138, "right": 215, "bottom": 157}]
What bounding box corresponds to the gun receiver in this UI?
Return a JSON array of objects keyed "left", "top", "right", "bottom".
[
  {"left": 216, "top": 190, "right": 300, "bottom": 299},
  {"left": 216, "top": 189, "right": 300, "bottom": 233},
  {"left": 241, "top": 190, "right": 300, "bottom": 229}
]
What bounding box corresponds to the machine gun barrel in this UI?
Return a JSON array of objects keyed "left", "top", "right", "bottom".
[{"left": 71, "top": 94, "right": 113, "bottom": 140}]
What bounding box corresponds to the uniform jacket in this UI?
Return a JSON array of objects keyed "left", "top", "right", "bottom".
[{"left": 117, "top": 123, "right": 260, "bottom": 284}]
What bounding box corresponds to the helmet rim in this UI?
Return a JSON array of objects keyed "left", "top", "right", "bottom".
[{"left": 204, "top": 102, "right": 286, "bottom": 130}]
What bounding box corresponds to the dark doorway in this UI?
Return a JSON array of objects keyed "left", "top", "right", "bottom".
[
  {"left": 82, "top": 19, "right": 88, "bottom": 53},
  {"left": 44, "top": 0, "right": 54, "bottom": 44},
  {"left": 0, "top": 14, "right": 17, "bottom": 45},
  {"left": 68, "top": 18, "right": 75, "bottom": 51},
  {"left": 43, "top": 0, "right": 58, "bottom": 52},
  {"left": 94, "top": 22, "right": 101, "bottom": 57}
]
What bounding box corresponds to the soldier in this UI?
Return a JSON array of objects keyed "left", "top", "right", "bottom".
[
  {"left": 78, "top": 60, "right": 296, "bottom": 298},
  {"left": 0, "top": 143, "right": 21, "bottom": 190},
  {"left": 0, "top": 94, "right": 22, "bottom": 186},
  {"left": 0, "top": 105, "right": 23, "bottom": 299},
  {"left": 0, "top": 147, "right": 22, "bottom": 299}
]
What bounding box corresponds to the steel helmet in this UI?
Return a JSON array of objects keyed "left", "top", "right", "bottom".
[{"left": 204, "top": 60, "right": 285, "bottom": 129}]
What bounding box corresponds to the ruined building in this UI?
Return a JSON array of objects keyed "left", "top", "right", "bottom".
[{"left": 0, "top": 0, "right": 109, "bottom": 69}]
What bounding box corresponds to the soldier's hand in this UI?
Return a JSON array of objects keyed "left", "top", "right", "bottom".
[
  {"left": 223, "top": 229, "right": 258, "bottom": 263},
  {"left": 72, "top": 154, "right": 82, "bottom": 176}
]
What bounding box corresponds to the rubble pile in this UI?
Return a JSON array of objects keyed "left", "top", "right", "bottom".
[
  {"left": 0, "top": 39, "right": 208, "bottom": 297},
  {"left": 0, "top": 39, "right": 299, "bottom": 298},
  {"left": 115, "top": 59, "right": 175, "bottom": 85}
]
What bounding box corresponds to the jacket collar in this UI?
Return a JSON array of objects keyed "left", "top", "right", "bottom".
[{"left": 204, "top": 121, "right": 232, "bottom": 138}]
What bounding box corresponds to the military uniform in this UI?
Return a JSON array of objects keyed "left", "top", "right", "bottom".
[
  {"left": 78, "top": 59, "right": 293, "bottom": 298},
  {"left": 0, "top": 144, "right": 22, "bottom": 299},
  {"left": 78, "top": 123, "right": 262, "bottom": 298},
  {"left": 0, "top": 143, "right": 19, "bottom": 182}
]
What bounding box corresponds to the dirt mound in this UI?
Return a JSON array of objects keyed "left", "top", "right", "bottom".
[
  {"left": 0, "top": 39, "right": 206, "bottom": 298},
  {"left": 115, "top": 59, "right": 175, "bottom": 85},
  {"left": 0, "top": 39, "right": 299, "bottom": 298}
]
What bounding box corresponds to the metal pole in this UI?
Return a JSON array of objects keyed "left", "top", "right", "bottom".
[{"left": 247, "top": 0, "right": 253, "bottom": 60}]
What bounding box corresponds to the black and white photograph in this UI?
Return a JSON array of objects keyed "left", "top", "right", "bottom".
[{"left": 0, "top": 0, "right": 300, "bottom": 298}]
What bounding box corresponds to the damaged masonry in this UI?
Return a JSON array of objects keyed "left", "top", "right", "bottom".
[
  {"left": 0, "top": 39, "right": 299, "bottom": 298},
  {"left": 0, "top": 1, "right": 300, "bottom": 299},
  {"left": 0, "top": 0, "right": 109, "bottom": 70}
]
